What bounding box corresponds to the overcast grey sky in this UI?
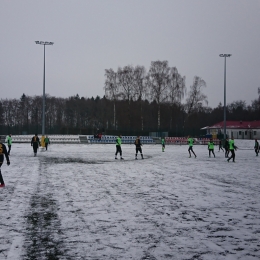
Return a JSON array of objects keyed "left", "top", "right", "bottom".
[{"left": 1, "top": 0, "right": 260, "bottom": 108}]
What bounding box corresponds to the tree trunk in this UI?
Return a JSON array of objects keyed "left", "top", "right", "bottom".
[
  {"left": 113, "top": 101, "right": 116, "bottom": 130},
  {"left": 157, "top": 104, "right": 160, "bottom": 130}
]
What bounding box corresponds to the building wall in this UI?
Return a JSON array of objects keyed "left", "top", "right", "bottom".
[{"left": 209, "top": 129, "right": 260, "bottom": 140}]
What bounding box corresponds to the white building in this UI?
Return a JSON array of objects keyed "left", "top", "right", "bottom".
[{"left": 201, "top": 121, "right": 260, "bottom": 140}]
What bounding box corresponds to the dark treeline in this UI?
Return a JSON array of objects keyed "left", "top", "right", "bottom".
[{"left": 1, "top": 61, "right": 260, "bottom": 136}]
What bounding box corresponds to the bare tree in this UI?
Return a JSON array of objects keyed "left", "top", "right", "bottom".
[
  {"left": 132, "top": 65, "right": 147, "bottom": 131},
  {"left": 117, "top": 66, "right": 136, "bottom": 128},
  {"left": 147, "top": 60, "right": 170, "bottom": 130},
  {"left": 186, "top": 76, "right": 208, "bottom": 115},
  {"left": 168, "top": 67, "right": 186, "bottom": 130},
  {"left": 104, "top": 69, "right": 120, "bottom": 130},
  {"left": 183, "top": 76, "right": 208, "bottom": 134}
]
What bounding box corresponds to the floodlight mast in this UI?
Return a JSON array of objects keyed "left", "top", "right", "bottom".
[
  {"left": 35, "top": 41, "right": 54, "bottom": 136},
  {"left": 219, "top": 54, "right": 232, "bottom": 141}
]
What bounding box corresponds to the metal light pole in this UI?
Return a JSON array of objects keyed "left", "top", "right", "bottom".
[
  {"left": 219, "top": 54, "right": 231, "bottom": 140},
  {"left": 35, "top": 41, "right": 54, "bottom": 136}
]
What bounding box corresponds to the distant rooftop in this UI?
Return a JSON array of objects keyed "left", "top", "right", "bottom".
[{"left": 202, "top": 121, "right": 260, "bottom": 130}]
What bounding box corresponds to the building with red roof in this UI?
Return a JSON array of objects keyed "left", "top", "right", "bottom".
[{"left": 201, "top": 121, "right": 260, "bottom": 139}]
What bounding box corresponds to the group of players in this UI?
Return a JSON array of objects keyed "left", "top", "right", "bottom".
[
  {"left": 184, "top": 135, "right": 259, "bottom": 162},
  {"left": 0, "top": 134, "right": 259, "bottom": 188},
  {"left": 116, "top": 134, "right": 260, "bottom": 163}
]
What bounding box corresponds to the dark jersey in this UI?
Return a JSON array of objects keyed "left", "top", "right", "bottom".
[
  {"left": 31, "top": 136, "right": 40, "bottom": 148},
  {"left": 0, "top": 142, "right": 10, "bottom": 164},
  {"left": 225, "top": 140, "right": 229, "bottom": 149},
  {"left": 134, "top": 138, "right": 142, "bottom": 148}
]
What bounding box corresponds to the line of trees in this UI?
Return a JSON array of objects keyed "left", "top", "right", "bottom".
[{"left": 0, "top": 61, "right": 259, "bottom": 136}]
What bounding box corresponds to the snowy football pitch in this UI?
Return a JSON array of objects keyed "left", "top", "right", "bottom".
[{"left": 0, "top": 141, "right": 259, "bottom": 259}]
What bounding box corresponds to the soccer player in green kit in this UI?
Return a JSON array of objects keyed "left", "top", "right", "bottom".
[
  {"left": 115, "top": 134, "right": 124, "bottom": 160},
  {"left": 161, "top": 137, "right": 165, "bottom": 152},
  {"left": 227, "top": 136, "right": 236, "bottom": 162},
  {"left": 208, "top": 138, "right": 215, "bottom": 157},
  {"left": 187, "top": 136, "right": 197, "bottom": 158}
]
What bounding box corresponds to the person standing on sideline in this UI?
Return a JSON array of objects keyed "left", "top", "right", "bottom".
[
  {"left": 7, "top": 134, "right": 12, "bottom": 156},
  {"left": 254, "top": 139, "right": 259, "bottom": 156},
  {"left": 188, "top": 135, "right": 197, "bottom": 158},
  {"left": 161, "top": 137, "right": 165, "bottom": 152},
  {"left": 227, "top": 137, "right": 236, "bottom": 162},
  {"left": 134, "top": 136, "right": 143, "bottom": 159},
  {"left": 31, "top": 134, "right": 40, "bottom": 157},
  {"left": 115, "top": 134, "right": 123, "bottom": 160},
  {"left": 0, "top": 141, "right": 10, "bottom": 187},
  {"left": 208, "top": 138, "right": 215, "bottom": 157},
  {"left": 44, "top": 135, "right": 50, "bottom": 151},
  {"left": 218, "top": 139, "right": 224, "bottom": 152},
  {"left": 224, "top": 137, "right": 229, "bottom": 158}
]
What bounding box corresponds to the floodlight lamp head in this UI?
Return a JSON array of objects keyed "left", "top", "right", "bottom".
[
  {"left": 35, "top": 41, "right": 54, "bottom": 45},
  {"left": 219, "top": 54, "right": 232, "bottom": 57}
]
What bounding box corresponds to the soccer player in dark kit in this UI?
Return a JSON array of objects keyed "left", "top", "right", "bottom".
[
  {"left": 134, "top": 136, "right": 144, "bottom": 159},
  {"left": 0, "top": 141, "right": 10, "bottom": 187},
  {"left": 31, "top": 134, "right": 41, "bottom": 156},
  {"left": 224, "top": 137, "right": 230, "bottom": 158},
  {"left": 254, "top": 139, "right": 259, "bottom": 156}
]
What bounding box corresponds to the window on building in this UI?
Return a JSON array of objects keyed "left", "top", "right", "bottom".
[
  {"left": 245, "top": 131, "right": 247, "bottom": 135},
  {"left": 239, "top": 131, "right": 241, "bottom": 135},
  {"left": 254, "top": 131, "right": 257, "bottom": 135}
]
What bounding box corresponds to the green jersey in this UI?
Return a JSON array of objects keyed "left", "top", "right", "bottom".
[
  {"left": 188, "top": 138, "right": 194, "bottom": 147},
  {"left": 161, "top": 139, "right": 165, "bottom": 145},
  {"left": 208, "top": 141, "right": 214, "bottom": 150},
  {"left": 7, "top": 136, "right": 12, "bottom": 145},
  {"left": 116, "top": 137, "right": 122, "bottom": 146},
  {"left": 229, "top": 139, "right": 235, "bottom": 150}
]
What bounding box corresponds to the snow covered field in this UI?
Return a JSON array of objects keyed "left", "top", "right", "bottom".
[{"left": 0, "top": 140, "right": 259, "bottom": 260}]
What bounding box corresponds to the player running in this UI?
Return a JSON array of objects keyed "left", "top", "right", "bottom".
[
  {"left": 218, "top": 139, "right": 224, "bottom": 152},
  {"left": 224, "top": 137, "right": 229, "bottom": 158},
  {"left": 0, "top": 141, "right": 10, "bottom": 187},
  {"left": 188, "top": 136, "right": 197, "bottom": 158},
  {"left": 254, "top": 139, "right": 259, "bottom": 156}
]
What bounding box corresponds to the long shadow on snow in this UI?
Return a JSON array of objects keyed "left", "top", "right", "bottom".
[{"left": 43, "top": 155, "right": 152, "bottom": 165}]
